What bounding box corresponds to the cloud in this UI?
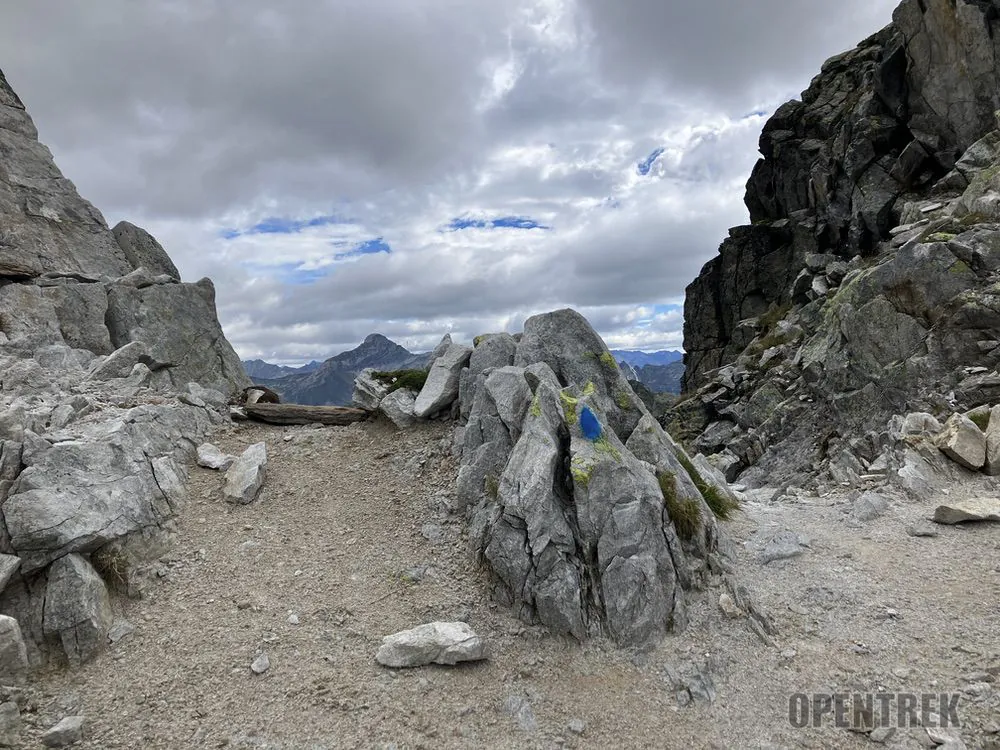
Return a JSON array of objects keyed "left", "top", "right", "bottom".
[{"left": 0, "top": 0, "right": 898, "bottom": 364}]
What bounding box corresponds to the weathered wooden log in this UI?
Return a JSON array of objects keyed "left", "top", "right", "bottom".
[{"left": 243, "top": 403, "right": 370, "bottom": 426}]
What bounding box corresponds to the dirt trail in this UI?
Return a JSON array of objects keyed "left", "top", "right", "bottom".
[{"left": 21, "top": 419, "right": 1000, "bottom": 749}]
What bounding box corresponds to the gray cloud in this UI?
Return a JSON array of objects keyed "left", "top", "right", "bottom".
[{"left": 0, "top": 0, "right": 898, "bottom": 362}]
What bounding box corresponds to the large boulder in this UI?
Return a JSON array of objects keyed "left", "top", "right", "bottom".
[
  {"left": 105, "top": 278, "right": 250, "bottom": 395},
  {"left": 460, "top": 310, "right": 731, "bottom": 647},
  {"left": 514, "top": 309, "right": 646, "bottom": 441},
  {"left": 111, "top": 221, "right": 181, "bottom": 279}
]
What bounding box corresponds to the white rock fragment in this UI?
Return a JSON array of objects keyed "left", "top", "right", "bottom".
[
  {"left": 376, "top": 621, "right": 487, "bottom": 668},
  {"left": 197, "top": 443, "right": 236, "bottom": 471}
]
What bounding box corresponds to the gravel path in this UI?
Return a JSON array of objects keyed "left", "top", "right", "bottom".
[{"left": 20, "top": 419, "right": 1000, "bottom": 749}]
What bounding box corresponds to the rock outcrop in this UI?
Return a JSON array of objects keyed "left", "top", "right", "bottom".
[
  {"left": 357, "top": 309, "right": 736, "bottom": 648},
  {"left": 0, "top": 66, "right": 249, "bottom": 670},
  {"left": 678, "top": 0, "right": 1000, "bottom": 490}
]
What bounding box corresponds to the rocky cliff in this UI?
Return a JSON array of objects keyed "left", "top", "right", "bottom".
[
  {"left": 679, "top": 0, "right": 1000, "bottom": 488},
  {"left": 0, "top": 66, "right": 249, "bottom": 672}
]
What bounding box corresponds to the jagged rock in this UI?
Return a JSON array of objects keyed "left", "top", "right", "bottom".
[
  {"left": 105, "top": 278, "right": 250, "bottom": 396},
  {"left": 0, "top": 556, "right": 19, "bottom": 597},
  {"left": 459, "top": 310, "right": 727, "bottom": 647},
  {"left": 0, "top": 616, "right": 28, "bottom": 683},
  {"left": 935, "top": 414, "right": 986, "bottom": 471},
  {"left": 413, "top": 344, "right": 472, "bottom": 418},
  {"left": 223, "top": 443, "right": 267, "bottom": 504},
  {"left": 514, "top": 309, "right": 645, "bottom": 440},
  {"left": 85, "top": 341, "right": 162, "bottom": 381},
  {"left": 902, "top": 412, "right": 943, "bottom": 437},
  {"left": 4, "top": 405, "right": 209, "bottom": 572},
  {"left": 375, "top": 622, "right": 487, "bottom": 668},
  {"left": 43, "top": 554, "right": 112, "bottom": 667},
  {"left": 352, "top": 369, "right": 390, "bottom": 410},
  {"left": 197, "top": 443, "right": 235, "bottom": 471},
  {"left": 379, "top": 388, "right": 418, "bottom": 429},
  {"left": 428, "top": 334, "right": 453, "bottom": 365},
  {"left": 112, "top": 221, "right": 181, "bottom": 279},
  {"left": 933, "top": 498, "right": 1000, "bottom": 525},
  {"left": 0, "top": 70, "right": 131, "bottom": 279},
  {"left": 41, "top": 716, "right": 85, "bottom": 747},
  {"left": 459, "top": 333, "right": 518, "bottom": 418}
]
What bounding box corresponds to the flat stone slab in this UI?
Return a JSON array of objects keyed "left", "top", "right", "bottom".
[
  {"left": 933, "top": 498, "right": 1000, "bottom": 525},
  {"left": 376, "top": 621, "right": 487, "bottom": 668},
  {"left": 223, "top": 442, "right": 267, "bottom": 505},
  {"left": 197, "top": 443, "right": 235, "bottom": 471}
]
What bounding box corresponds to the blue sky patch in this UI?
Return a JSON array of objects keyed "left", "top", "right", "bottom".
[
  {"left": 334, "top": 237, "right": 392, "bottom": 261},
  {"left": 243, "top": 262, "right": 331, "bottom": 285},
  {"left": 221, "top": 214, "right": 349, "bottom": 239},
  {"left": 637, "top": 147, "right": 665, "bottom": 176},
  {"left": 443, "top": 215, "right": 550, "bottom": 232}
]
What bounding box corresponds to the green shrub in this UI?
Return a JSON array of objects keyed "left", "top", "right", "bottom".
[
  {"left": 758, "top": 302, "right": 792, "bottom": 332},
  {"left": 676, "top": 453, "right": 740, "bottom": 520},
  {"left": 372, "top": 369, "right": 428, "bottom": 394},
  {"left": 657, "top": 472, "right": 701, "bottom": 542}
]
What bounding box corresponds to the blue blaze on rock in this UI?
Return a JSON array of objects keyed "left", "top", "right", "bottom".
[{"left": 580, "top": 406, "right": 602, "bottom": 441}]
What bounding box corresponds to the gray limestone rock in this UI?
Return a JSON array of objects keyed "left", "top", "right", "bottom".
[
  {"left": 197, "top": 443, "right": 235, "bottom": 471},
  {"left": 41, "top": 715, "right": 85, "bottom": 747},
  {"left": 0, "top": 616, "right": 28, "bottom": 684},
  {"left": 933, "top": 498, "right": 1000, "bottom": 525},
  {"left": 375, "top": 622, "right": 487, "bottom": 668},
  {"left": 223, "top": 443, "right": 267, "bottom": 504},
  {"left": 43, "top": 554, "right": 112, "bottom": 667},
  {"left": 935, "top": 414, "right": 986, "bottom": 471},
  {"left": 379, "top": 388, "right": 418, "bottom": 429},
  {"left": 413, "top": 344, "right": 472, "bottom": 418},
  {"left": 111, "top": 221, "right": 181, "bottom": 279},
  {"left": 352, "top": 369, "right": 390, "bottom": 411}
]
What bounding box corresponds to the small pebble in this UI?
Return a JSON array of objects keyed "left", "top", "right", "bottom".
[
  {"left": 288, "top": 614, "right": 300, "bottom": 625},
  {"left": 250, "top": 653, "right": 270, "bottom": 675},
  {"left": 567, "top": 719, "right": 586, "bottom": 735}
]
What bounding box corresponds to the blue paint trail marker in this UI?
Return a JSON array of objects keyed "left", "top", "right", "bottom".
[{"left": 580, "top": 406, "right": 602, "bottom": 441}]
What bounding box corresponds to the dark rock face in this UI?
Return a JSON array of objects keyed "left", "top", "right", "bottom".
[
  {"left": 685, "top": 0, "right": 1000, "bottom": 389},
  {"left": 677, "top": 0, "right": 1000, "bottom": 489}
]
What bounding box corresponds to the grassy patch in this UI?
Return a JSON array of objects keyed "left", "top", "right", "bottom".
[
  {"left": 614, "top": 388, "right": 632, "bottom": 409},
  {"left": 658, "top": 471, "right": 702, "bottom": 542},
  {"left": 758, "top": 302, "right": 792, "bottom": 331},
  {"left": 599, "top": 352, "right": 617, "bottom": 369},
  {"left": 676, "top": 453, "right": 740, "bottom": 520},
  {"left": 969, "top": 410, "right": 991, "bottom": 432},
  {"left": 372, "top": 369, "right": 428, "bottom": 393}
]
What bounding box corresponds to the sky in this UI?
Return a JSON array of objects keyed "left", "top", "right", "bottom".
[{"left": 0, "top": 0, "right": 896, "bottom": 364}]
